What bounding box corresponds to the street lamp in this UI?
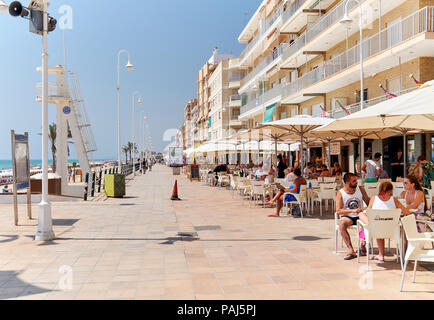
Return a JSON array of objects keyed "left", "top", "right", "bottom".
[
  {"left": 0, "top": 1, "right": 8, "bottom": 14},
  {"left": 131, "top": 91, "right": 142, "bottom": 176},
  {"left": 117, "top": 49, "right": 134, "bottom": 173},
  {"left": 340, "top": 0, "right": 366, "bottom": 178}
]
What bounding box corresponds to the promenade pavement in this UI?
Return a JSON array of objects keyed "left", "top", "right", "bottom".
[{"left": 0, "top": 165, "right": 432, "bottom": 300}]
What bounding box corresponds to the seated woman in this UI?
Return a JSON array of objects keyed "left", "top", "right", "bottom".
[
  {"left": 320, "top": 165, "right": 331, "bottom": 177},
  {"left": 400, "top": 175, "right": 427, "bottom": 232},
  {"left": 265, "top": 168, "right": 307, "bottom": 217},
  {"left": 284, "top": 167, "right": 297, "bottom": 185},
  {"left": 331, "top": 162, "right": 343, "bottom": 176},
  {"left": 358, "top": 182, "right": 409, "bottom": 263}
]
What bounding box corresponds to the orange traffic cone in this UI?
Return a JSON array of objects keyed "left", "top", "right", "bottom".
[{"left": 171, "top": 180, "right": 181, "bottom": 201}]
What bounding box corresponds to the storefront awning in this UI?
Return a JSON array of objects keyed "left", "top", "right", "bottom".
[{"left": 263, "top": 104, "right": 276, "bottom": 123}]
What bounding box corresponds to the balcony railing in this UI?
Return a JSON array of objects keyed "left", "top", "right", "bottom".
[
  {"left": 239, "top": 4, "right": 284, "bottom": 62},
  {"left": 241, "top": 83, "right": 283, "bottom": 115},
  {"left": 282, "top": 0, "right": 307, "bottom": 26},
  {"left": 283, "top": 6, "right": 434, "bottom": 100},
  {"left": 230, "top": 94, "right": 241, "bottom": 102},
  {"left": 228, "top": 72, "right": 246, "bottom": 82},
  {"left": 36, "top": 82, "right": 69, "bottom": 101},
  {"left": 240, "top": 42, "right": 287, "bottom": 89},
  {"left": 332, "top": 86, "right": 419, "bottom": 119},
  {"left": 280, "top": 0, "right": 367, "bottom": 66},
  {"left": 306, "top": 0, "right": 368, "bottom": 43},
  {"left": 281, "top": 33, "right": 306, "bottom": 63}
]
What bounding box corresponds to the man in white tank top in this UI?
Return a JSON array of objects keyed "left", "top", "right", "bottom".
[{"left": 336, "top": 173, "right": 370, "bottom": 260}]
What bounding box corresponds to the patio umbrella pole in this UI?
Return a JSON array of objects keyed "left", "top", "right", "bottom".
[
  {"left": 359, "top": 136, "right": 362, "bottom": 181},
  {"left": 328, "top": 139, "right": 332, "bottom": 170},
  {"left": 274, "top": 137, "right": 278, "bottom": 179},
  {"left": 300, "top": 134, "right": 304, "bottom": 177},
  {"left": 403, "top": 132, "right": 407, "bottom": 176}
]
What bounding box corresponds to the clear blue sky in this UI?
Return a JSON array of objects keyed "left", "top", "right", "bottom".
[{"left": 0, "top": 0, "right": 260, "bottom": 160}]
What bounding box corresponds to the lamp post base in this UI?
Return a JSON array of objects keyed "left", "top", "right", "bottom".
[{"left": 35, "top": 201, "right": 55, "bottom": 241}]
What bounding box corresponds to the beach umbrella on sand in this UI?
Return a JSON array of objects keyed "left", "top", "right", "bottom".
[
  {"left": 258, "top": 115, "right": 335, "bottom": 176},
  {"left": 315, "top": 80, "right": 434, "bottom": 173}
]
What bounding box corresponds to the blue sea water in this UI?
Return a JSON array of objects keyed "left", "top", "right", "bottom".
[{"left": 0, "top": 159, "right": 110, "bottom": 171}]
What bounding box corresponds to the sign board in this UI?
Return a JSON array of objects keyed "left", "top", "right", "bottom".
[
  {"left": 11, "top": 131, "right": 31, "bottom": 225},
  {"left": 168, "top": 147, "right": 183, "bottom": 167},
  {"left": 190, "top": 165, "right": 200, "bottom": 182},
  {"left": 330, "top": 142, "right": 341, "bottom": 155}
]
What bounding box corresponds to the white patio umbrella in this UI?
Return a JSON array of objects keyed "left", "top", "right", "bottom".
[
  {"left": 258, "top": 115, "right": 335, "bottom": 176},
  {"left": 315, "top": 80, "right": 434, "bottom": 173}
]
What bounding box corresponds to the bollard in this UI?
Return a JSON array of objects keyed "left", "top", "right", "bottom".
[
  {"left": 84, "top": 172, "right": 89, "bottom": 201},
  {"left": 91, "top": 172, "right": 96, "bottom": 197},
  {"left": 98, "top": 171, "right": 102, "bottom": 193}
]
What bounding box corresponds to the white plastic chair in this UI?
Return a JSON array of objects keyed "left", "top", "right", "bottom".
[
  {"left": 312, "top": 183, "right": 337, "bottom": 216},
  {"left": 249, "top": 181, "right": 266, "bottom": 208},
  {"left": 323, "top": 177, "right": 336, "bottom": 183},
  {"left": 392, "top": 182, "right": 404, "bottom": 198},
  {"left": 364, "top": 182, "right": 379, "bottom": 198},
  {"left": 399, "top": 214, "right": 434, "bottom": 291},
  {"left": 334, "top": 211, "right": 358, "bottom": 254},
  {"left": 283, "top": 185, "right": 308, "bottom": 218},
  {"left": 357, "top": 209, "right": 403, "bottom": 271}
]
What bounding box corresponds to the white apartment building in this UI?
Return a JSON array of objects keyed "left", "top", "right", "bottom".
[{"left": 236, "top": 0, "right": 434, "bottom": 170}]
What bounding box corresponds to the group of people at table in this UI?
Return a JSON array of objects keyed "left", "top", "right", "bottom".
[{"left": 211, "top": 154, "right": 432, "bottom": 263}]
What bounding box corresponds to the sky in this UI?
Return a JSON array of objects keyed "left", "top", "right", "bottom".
[{"left": 0, "top": 0, "right": 260, "bottom": 160}]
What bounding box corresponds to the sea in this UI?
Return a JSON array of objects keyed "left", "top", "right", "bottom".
[{"left": 0, "top": 159, "right": 111, "bottom": 171}]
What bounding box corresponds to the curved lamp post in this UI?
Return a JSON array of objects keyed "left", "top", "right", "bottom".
[
  {"left": 131, "top": 91, "right": 143, "bottom": 176},
  {"left": 117, "top": 49, "right": 134, "bottom": 172}
]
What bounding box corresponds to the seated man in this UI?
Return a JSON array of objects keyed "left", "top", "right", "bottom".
[
  {"left": 265, "top": 168, "right": 307, "bottom": 217},
  {"left": 320, "top": 165, "right": 331, "bottom": 177},
  {"left": 336, "top": 173, "right": 370, "bottom": 260}
]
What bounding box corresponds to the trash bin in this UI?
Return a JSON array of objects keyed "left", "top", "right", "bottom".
[
  {"left": 172, "top": 167, "right": 180, "bottom": 175},
  {"left": 104, "top": 174, "right": 125, "bottom": 198}
]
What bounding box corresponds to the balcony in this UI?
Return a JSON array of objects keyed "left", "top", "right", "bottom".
[
  {"left": 332, "top": 86, "right": 419, "bottom": 119},
  {"left": 229, "top": 94, "right": 242, "bottom": 107},
  {"left": 238, "top": 4, "right": 284, "bottom": 65},
  {"left": 282, "top": 6, "right": 434, "bottom": 103},
  {"left": 239, "top": 42, "right": 287, "bottom": 92},
  {"left": 228, "top": 72, "right": 246, "bottom": 89},
  {"left": 280, "top": 0, "right": 406, "bottom": 69},
  {"left": 240, "top": 83, "right": 283, "bottom": 119}
]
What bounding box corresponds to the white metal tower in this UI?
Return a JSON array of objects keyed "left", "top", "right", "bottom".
[{"left": 36, "top": 64, "right": 97, "bottom": 197}]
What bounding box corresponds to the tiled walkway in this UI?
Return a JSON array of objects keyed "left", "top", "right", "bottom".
[{"left": 0, "top": 165, "right": 432, "bottom": 300}]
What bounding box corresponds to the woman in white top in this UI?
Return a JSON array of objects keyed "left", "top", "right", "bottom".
[
  {"left": 400, "top": 175, "right": 427, "bottom": 232},
  {"left": 284, "top": 167, "right": 297, "bottom": 185},
  {"left": 359, "top": 181, "right": 409, "bottom": 262}
]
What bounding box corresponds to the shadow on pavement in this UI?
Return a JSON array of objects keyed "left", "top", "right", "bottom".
[{"left": 0, "top": 271, "right": 53, "bottom": 299}]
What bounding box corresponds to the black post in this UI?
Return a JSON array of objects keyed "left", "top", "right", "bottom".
[
  {"left": 91, "top": 172, "right": 96, "bottom": 197},
  {"left": 84, "top": 172, "right": 89, "bottom": 201},
  {"left": 98, "top": 171, "right": 102, "bottom": 193}
]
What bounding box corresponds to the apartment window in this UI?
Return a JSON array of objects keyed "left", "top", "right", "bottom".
[
  {"left": 280, "top": 77, "right": 287, "bottom": 85},
  {"left": 302, "top": 107, "right": 308, "bottom": 115},
  {"left": 271, "top": 82, "right": 276, "bottom": 88},
  {"left": 280, "top": 112, "right": 286, "bottom": 119},
  {"left": 291, "top": 108, "right": 297, "bottom": 117},
  {"left": 356, "top": 89, "right": 368, "bottom": 103}
]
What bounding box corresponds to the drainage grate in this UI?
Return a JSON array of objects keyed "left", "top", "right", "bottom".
[{"left": 194, "top": 225, "right": 222, "bottom": 231}]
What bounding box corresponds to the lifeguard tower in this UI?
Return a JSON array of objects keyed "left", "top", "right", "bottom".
[{"left": 36, "top": 65, "right": 97, "bottom": 197}]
